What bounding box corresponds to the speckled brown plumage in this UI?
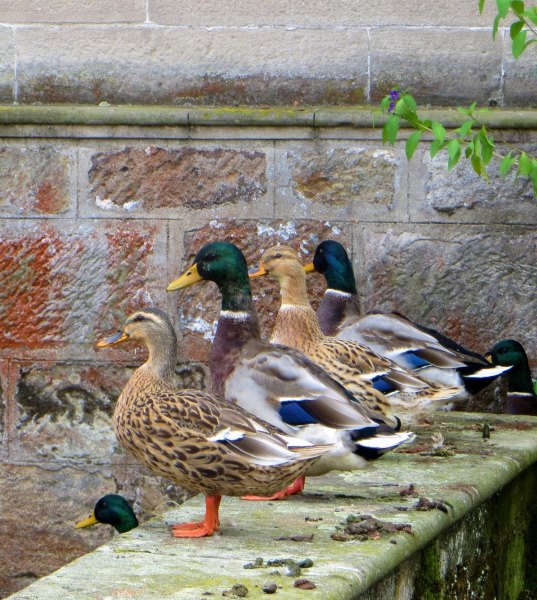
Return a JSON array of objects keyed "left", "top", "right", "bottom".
[
  {"left": 98, "top": 308, "right": 330, "bottom": 535},
  {"left": 256, "top": 246, "right": 464, "bottom": 416}
]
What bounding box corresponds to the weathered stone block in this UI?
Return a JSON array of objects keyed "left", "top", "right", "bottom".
[
  {"left": 150, "top": 0, "right": 496, "bottom": 27},
  {"left": 0, "top": 221, "right": 167, "bottom": 354},
  {"left": 0, "top": 146, "right": 74, "bottom": 216},
  {"left": 169, "top": 219, "right": 350, "bottom": 365},
  {"left": 411, "top": 146, "right": 537, "bottom": 224},
  {"left": 503, "top": 48, "right": 537, "bottom": 107},
  {"left": 86, "top": 146, "right": 267, "bottom": 214},
  {"left": 370, "top": 29, "right": 502, "bottom": 105},
  {"left": 0, "top": 0, "right": 146, "bottom": 23},
  {"left": 11, "top": 360, "right": 208, "bottom": 462},
  {"left": 0, "top": 27, "right": 14, "bottom": 103},
  {"left": 16, "top": 27, "right": 368, "bottom": 105},
  {"left": 354, "top": 224, "right": 537, "bottom": 368},
  {"left": 275, "top": 145, "right": 405, "bottom": 221}
]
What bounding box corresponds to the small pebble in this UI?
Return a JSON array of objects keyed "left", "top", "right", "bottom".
[
  {"left": 222, "top": 583, "right": 248, "bottom": 597},
  {"left": 297, "top": 559, "right": 314, "bottom": 568},
  {"left": 284, "top": 564, "right": 302, "bottom": 577},
  {"left": 294, "top": 579, "right": 316, "bottom": 590},
  {"left": 262, "top": 582, "right": 278, "bottom": 594}
]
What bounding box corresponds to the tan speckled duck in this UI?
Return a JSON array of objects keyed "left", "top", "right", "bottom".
[
  {"left": 97, "top": 308, "right": 331, "bottom": 537},
  {"left": 252, "top": 246, "right": 464, "bottom": 416}
]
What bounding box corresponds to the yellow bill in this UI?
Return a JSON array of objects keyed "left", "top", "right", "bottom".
[
  {"left": 75, "top": 512, "right": 99, "bottom": 529},
  {"left": 167, "top": 263, "right": 202, "bottom": 291}
]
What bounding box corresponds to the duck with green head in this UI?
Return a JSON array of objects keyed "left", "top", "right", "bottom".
[
  {"left": 167, "top": 241, "right": 414, "bottom": 499},
  {"left": 485, "top": 340, "right": 536, "bottom": 415},
  {"left": 307, "top": 240, "right": 511, "bottom": 398},
  {"left": 75, "top": 494, "right": 139, "bottom": 534}
]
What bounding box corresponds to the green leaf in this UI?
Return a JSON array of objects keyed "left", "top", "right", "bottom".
[
  {"left": 519, "top": 153, "right": 532, "bottom": 176},
  {"left": 530, "top": 160, "right": 537, "bottom": 189},
  {"left": 492, "top": 13, "right": 501, "bottom": 40},
  {"left": 510, "top": 19, "right": 524, "bottom": 39},
  {"left": 478, "top": 128, "right": 494, "bottom": 165},
  {"left": 471, "top": 153, "right": 483, "bottom": 176},
  {"left": 430, "top": 138, "right": 447, "bottom": 158},
  {"left": 496, "top": 0, "right": 510, "bottom": 18},
  {"left": 380, "top": 95, "right": 391, "bottom": 113},
  {"left": 405, "top": 130, "right": 423, "bottom": 160},
  {"left": 402, "top": 94, "right": 417, "bottom": 113},
  {"left": 512, "top": 29, "right": 527, "bottom": 58},
  {"left": 511, "top": 1, "right": 525, "bottom": 14},
  {"left": 479, "top": 0, "right": 486, "bottom": 13},
  {"left": 457, "top": 120, "right": 474, "bottom": 138},
  {"left": 447, "top": 139, "right": 461, "bottom": 170},
  {"left": 525, "top": 7, "right": 537, "bottom": 26},
  {"left": 499, "top": 152, "right": 516, "bottom": 177},
  {"left": 468, "top": 101, "right": 477, "bottom": 114},
  {"left": 383, "top": 114, "right": 400, "bottom": 145},
  {"left": 431, "top": 121, "right": 446, "bottom": 143}
]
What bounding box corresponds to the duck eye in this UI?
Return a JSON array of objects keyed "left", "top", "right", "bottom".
[
  {"left": 204, "top": 253, "right": 216, "bottom": 261},
  {"left": 133, "top": 315, "right": 146, "bottom": 323},
  {"left": 273, "top": 253, "right": 282, "bottom": 259}
]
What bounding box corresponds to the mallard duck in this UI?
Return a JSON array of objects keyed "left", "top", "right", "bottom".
[
  {"left": 75, "top": 494, "right": 139, "bottom": 533},
  {"left": 307, "top": 240, "right": 511, "bottom": 396},
  {"left": 96, "top": 308, "right": 331, "bottom": 537},
  {"left": 166, "top": 242, "right": 413, "bottom": 496},
  {"left": 485, "top": 340, "right": 536, "bottom": 415},
  {"left": 252, "top": 245, "right": 464, "bottom": 416}
]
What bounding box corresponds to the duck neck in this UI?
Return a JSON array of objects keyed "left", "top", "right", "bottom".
[
  {"left": 506, "top": 361, "right": 535, "bottom": 394},
  {"left": 115, "top": 512, "right": 139, "bottom": 533},
  {"left": 317, "top": 289, "right": 360, "bottom": 336},
  {"left": 278, "top": 272, "right": 311, "bottom": 307},
  {"left": 144, "top": 332, "right": 178, "bottom": 383},
  {"left": 211, "top": 276, "right": 261, "bottom": 395}
]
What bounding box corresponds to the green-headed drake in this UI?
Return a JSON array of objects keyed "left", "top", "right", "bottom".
[
  {"left": 486, "top": 339, "right": 536, "bottom": 416},
  {"left": 75, "top": 494, "right": 139, "bottom": 534},
  {"left": 167, "top": 242, "right": 414, "bottom": 499},
  {"left": 307, "top": 240, "right": 510, "bottom": 398}
]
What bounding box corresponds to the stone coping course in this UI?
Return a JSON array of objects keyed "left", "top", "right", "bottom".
[{"left": 8, "top": 412, "right": 537, "bottom": 599}]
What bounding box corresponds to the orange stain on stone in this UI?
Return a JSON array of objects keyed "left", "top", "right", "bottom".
[
  {"left": 0, "top": 231, "right": 64, "bottom": 349},
  {"left": 35, "top": 180, "right": 65, "bottom": 214}
]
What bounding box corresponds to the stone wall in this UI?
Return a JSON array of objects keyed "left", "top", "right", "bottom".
[
  {"left": 0, "top": 0, "right": 535, "bottom": 106},
  {"left": 0, "top": 109, "right": 536, "bottom": 597}
]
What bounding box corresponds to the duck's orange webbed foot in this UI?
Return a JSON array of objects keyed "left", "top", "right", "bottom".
[
  {"left": 170, "top": 495, "right": 221, "bottom": 538},
  {"left": 241, "top": 475, "right": 306, "bottom": 501}
]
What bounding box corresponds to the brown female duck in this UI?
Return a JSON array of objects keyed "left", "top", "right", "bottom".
[
  {"left": 252, "top": 245, "right": 463, "bottom": 416},
  {"left": 97, "top": 308, "right": 330, "bottom": 536}
]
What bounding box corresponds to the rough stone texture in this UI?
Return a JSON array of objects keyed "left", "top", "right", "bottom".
[
  {"left": 275, "top": 145, "right": 405, "bottom": 222},
  {"left": 0, "top": 28, "right": 14, "bottom": 103},
  {"left": 355, "top": 224, "right": 537, "bottom": 369},
  {"left": 15, "top": 27, "right": 368, "bottom": 105},
  {"left": 0, "top": 0, "right": 146, "bottom": 23},
  {"left": 414, "top": 146, "right": 537, "bottom": 224},
  {"left": 87, "top": 146, "right": 267, "bottom": 213},
  {"left": 12, "top": 360, "right": 208, "bottom": 463},
  {"left": 0, "top": 221, "right": 167, "bottom": 354},
  {"left": 169, "top": 219, "right": 351, "bottom": 365},
  {"left": 370, "top": 29, "right": 503, "bottom": 105},
  {"left": 150, "top": 0, "right": 497, "bottom": 27},
  {"left": 0, "top": 463, "right": 190, "bottom": 599},
  {"left": 0, "top": 146, "right": 74, "bottom": 216}
]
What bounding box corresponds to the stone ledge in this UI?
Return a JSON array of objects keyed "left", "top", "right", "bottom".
[
  {"left": 8, "top": 412, "right": 537, "bottom": 599},
  {"left": 1, "top": 105, "right": 537, "bottom": 130}
]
